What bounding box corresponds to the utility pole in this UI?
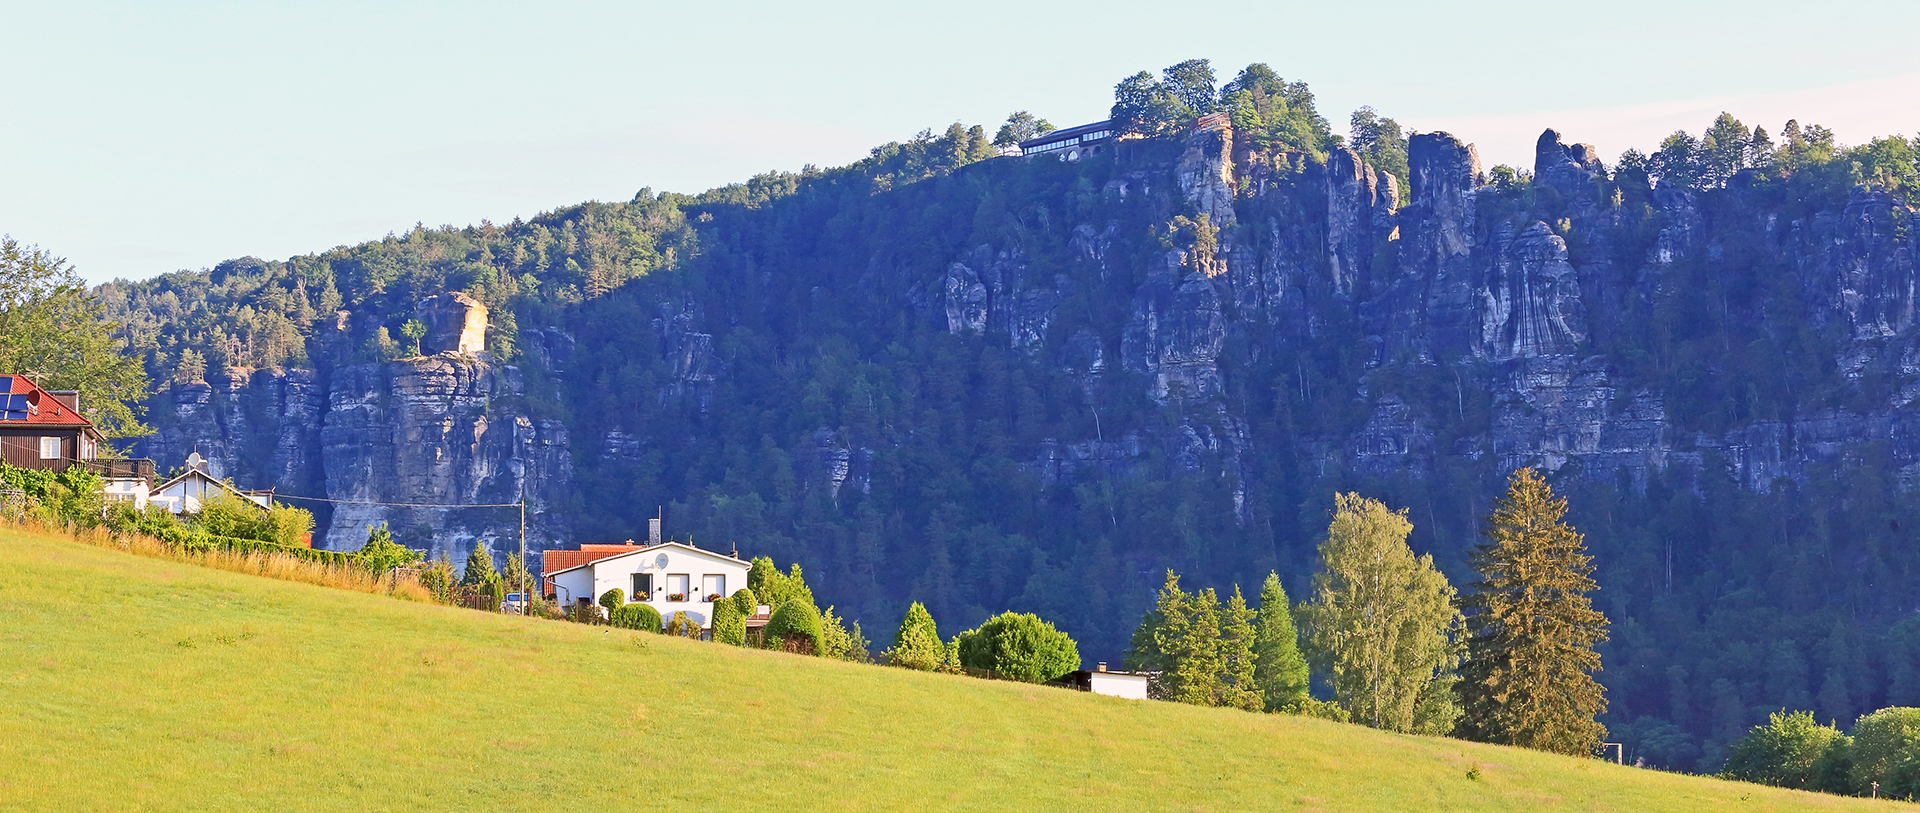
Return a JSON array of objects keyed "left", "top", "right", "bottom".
[{"left": 518, "top": 495, "right": 527, "bottom": 615}]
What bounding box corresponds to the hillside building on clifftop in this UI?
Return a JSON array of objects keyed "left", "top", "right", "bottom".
[{"left": 1019, "top": 120, "right": 1114, "bottom": 161}]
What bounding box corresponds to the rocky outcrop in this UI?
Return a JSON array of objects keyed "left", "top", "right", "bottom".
[
  {"left": 136, "top": 354, "right": 573, "bottom": 563},
  {"left": 1326, "top": 147, "right": 1378, "bottom": 298},
  {"left": 417, "top": 292, "right": 488, "bottom": 355},
  {"left": 1122, "top": 257, "right": 1226, "bottom": 403},
  {"left": 1371, "top": 132, "right": 1482, "bottom": 361},
  {"left": 1176, "top": 125, "right": 1237, "bottom": 228}
]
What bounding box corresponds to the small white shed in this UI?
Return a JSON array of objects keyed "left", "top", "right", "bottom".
[
  {"left": 545, "top": 541, "right": 750, "bottom": 630},
  {"left": 1060, "top": 663, "right": 1152, "bottom": 700}
]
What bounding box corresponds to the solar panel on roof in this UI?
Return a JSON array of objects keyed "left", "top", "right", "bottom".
[{"left": 0, "top": 376, "right": 12, "bottom": 392}]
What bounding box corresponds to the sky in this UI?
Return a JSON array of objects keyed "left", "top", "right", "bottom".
[{"left": 6, "top": 0, "right": 1920, "bottom": 285}]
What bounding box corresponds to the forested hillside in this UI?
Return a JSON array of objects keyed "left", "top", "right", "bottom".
[{"left": 100, "top": 59, "right": 1920, "bottom": 773}]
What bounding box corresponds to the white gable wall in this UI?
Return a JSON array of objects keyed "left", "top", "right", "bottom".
[{"left": 152, "top": 471, "right": 270, "bottom": 515}]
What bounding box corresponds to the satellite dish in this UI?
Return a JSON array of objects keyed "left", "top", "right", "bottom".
[{"left": 654, "top": 553, "right": 669, "bottom": 569}]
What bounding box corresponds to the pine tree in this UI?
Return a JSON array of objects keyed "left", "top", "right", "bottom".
[
  {"left": 459, "top": 542, "right": 499, "bottom": 588},
  {"left": 1253, "top": 572, "right": 1310, "bottom": 713},
  {"left": 1159, "top": 586, "right": 1225, "bottom": 706},
  {"left": 1217, "top": 586, "right": 1263, "bottom": 711},
  {"left": 501, "top": 549, "right": 532, "bottom": 599},
  {"left": 1298, "top": 493, "right": 1461, "bottom": 733},
  {"left": 1456, "top": 468, "right": 1610, "bottom": 756}
]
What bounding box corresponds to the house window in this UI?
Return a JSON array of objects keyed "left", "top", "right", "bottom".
[
  {"left": 633, "top": 572, "right": 653, "bottom": 598},
  {"left": 39, "top": 436, "right": 60, "bottom": 460},
  {"left": 666, "top": 574, "right": 690, "bottom": 601},
  {"left": 702, "top": 574, "right": 725, "bottom": 600}
]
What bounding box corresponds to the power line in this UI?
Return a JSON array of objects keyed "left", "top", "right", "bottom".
[{"left": 272, "top": 493, "right": 523, "bottom": 509}]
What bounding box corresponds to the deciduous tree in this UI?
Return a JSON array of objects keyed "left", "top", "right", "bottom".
[
  {"left": 0, "top": 236, "right": 151, "bottom": 438},
  {"left": 1298, "top": 493, "right": 1461, "bottom": 733}
]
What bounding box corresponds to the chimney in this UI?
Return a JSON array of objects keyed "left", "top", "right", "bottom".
[
  {"left": 47, "top": 391, "right": 79, "bottom": 412},
  {"left": 1096, "top": 662, "right": 1107, "bottom": 672},
  {"left": 648, "top": 517, "right": 662, "bottom": 545}
]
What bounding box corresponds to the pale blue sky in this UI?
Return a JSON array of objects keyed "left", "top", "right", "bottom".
[{"left": 6, "top": 0, "right": 1919, "bottom": 284}]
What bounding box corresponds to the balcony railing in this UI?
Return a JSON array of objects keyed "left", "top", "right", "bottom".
[{"left": 71, "top": 458, "right": 156, "bottom": 481}]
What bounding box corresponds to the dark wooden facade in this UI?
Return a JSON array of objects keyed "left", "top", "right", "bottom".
[{"left": 0, "top": 427, "right": 86, "bottom": 470}]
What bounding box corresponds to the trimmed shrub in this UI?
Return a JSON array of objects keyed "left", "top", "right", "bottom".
[
  {"left": 611, "top": 602, "right": 662, "bottom": 631},
  {"left": 599, "top": 589, "right": 625, "bottom": 616},
  {"left": 764, "top": 602, "right": 823, "bottom": 655},
  {"left": 954, "top": 611, "right": 1081, "bottom": 683},
  {"left": 711, "top": 599, "right": 746, "bottom": 645},
  {"left": 664, "top": 611, "right": 702, "bottom": 638},
  {"left": 730, "top": 587, "right": 757, "bottom": 617}
]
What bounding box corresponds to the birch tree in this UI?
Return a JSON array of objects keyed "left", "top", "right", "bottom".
[{"left": 1298, "top": 493, "right": 1461, "bottom": 733}]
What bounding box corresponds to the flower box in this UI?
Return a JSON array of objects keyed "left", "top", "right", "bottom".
[
  {"left": 704, "top": 593, "right": 723, "bottom": 601},
  {"left": 666, "top": 593, "right": 688, "bottom": 602}
]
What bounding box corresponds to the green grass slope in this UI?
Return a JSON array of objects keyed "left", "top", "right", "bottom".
[{"left": 0, "top": 528, "right": 1904, "bottom": 812}]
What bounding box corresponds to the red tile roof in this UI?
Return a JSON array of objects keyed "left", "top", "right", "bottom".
[
  {"left": 541, "top": 544, "right": 645, "bottom": 597},
  {"left": 0, "top": 374, "right": 94, "bottom": 428}
]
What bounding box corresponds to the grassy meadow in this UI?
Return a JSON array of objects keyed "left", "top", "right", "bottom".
[{"left": 0, "top": 525, "right": 1907, "bottom": 812}]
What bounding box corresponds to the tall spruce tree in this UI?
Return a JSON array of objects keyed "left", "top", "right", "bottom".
[
  {"left": 1253, "top": 572, "right": 1310, "bottom": 712},
  {"left": 1298, "top": 493, "right": 1461, "bottom": 733},
  {"left": 1218, "top": 586, "right": 1262, "bottom": 711},
  {"left": 459, "top": 542, "right": 499, "bottom": 588},
  {"left": 1456, "top": 468, "right": 1610, "bottom": 756},
  {"left": 1161, "top": 585, "right": 1226, "bottom": 705}
]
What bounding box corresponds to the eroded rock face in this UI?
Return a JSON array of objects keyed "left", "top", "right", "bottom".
[
  {"left": 1326, "top": 147, "right": 1378, "bottom": 298},
  {"left": 1123, "top": 256, "right": 1226, "bottom": 403},
  {"left": 1177, "top": 125, "right": 1236, "bottom": 228},
  {"left": 417, "top": 292, "right": 488, "bottom": 355},
  {"left": 136, "top": 355, "right": 574, "bottom": 564},
  {"left": 1481, "top": 222, "right": 1586, "bottom": 360}
]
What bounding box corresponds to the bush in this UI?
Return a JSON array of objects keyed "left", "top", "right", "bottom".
[
  {"left": 954, "top": 611, "right": 1080, "bottom": 683},
  {"left": 1288, "top": 697, "right": 1353, "bottom": 723},
  {"left": 611, "top": 602, "right": 662, "bottom": 631},
  {"left": 1723, "top": 710, "right": 1849, "bottom": 790},
  {"left": 764, "top": 602, "right": 823, "bottom": 655},
  {"left": 418, "top": 558, "right": 456, "bottom": 603},
  {"left": 664, "top": 611, "right": 702, "bottom": 638},
  {"left": 599, "top": 588, "right": 625, "bottom": 616},
  {"left": 821, "top": 605, "right": 870, "bottom": 662},
  {"left": 730, "top": 587, "right": 757, "bottom": 617},
  {"left": 1850, "top": 707, "right": 1920, "bottom": 797},
  {"left": 711, "top": 599, "right": 746, "bottom": 645},
  {"left": 568, "top": 601, "right": 603, "bottom": 624},
  {"left": 356, "top": 523, "right": 422, "bottom": 573},
  {"left": 886, "top": 601, "right": 943, "bottom": 671}
]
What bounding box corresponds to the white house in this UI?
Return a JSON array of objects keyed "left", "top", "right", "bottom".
[
  {"left": 150, "top": 452, "right": 274, "bottom": 515},
  {"left": 545, "top": 540, "right": 750, "bottom": 630}
]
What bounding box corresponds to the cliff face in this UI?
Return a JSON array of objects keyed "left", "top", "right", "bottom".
[
  {"left": 118, "top": 112, "right": 1920, "bottom": 771},
  {"left": 136, "top": 353, "right": 573, "bottom": 559}
]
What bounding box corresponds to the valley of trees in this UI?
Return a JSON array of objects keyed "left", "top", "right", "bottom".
[{"left": 81, "top": 57, "right": 1920, "bottom": 776}]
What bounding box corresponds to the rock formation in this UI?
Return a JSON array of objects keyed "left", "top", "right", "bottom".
[{"left": 418, "top": 292, "right": 488, "bottom": 355}]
